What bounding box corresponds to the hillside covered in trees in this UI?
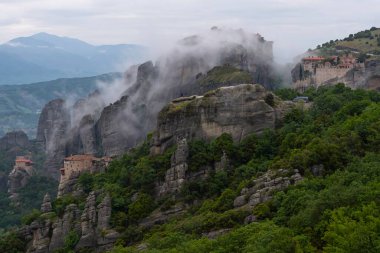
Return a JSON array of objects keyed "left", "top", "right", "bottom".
[
  {"left": 316, "top": 27, "right": 380, "bottom": 60},
  {"left": 1, "top": 84, "right": 379, "bottom": 253}
]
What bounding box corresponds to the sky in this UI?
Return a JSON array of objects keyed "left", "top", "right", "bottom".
[{"left": 0, "top": 0, "right": 379, "bottom": 63}]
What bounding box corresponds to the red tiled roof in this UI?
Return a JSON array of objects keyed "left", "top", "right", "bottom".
[
  {"left": 16, "top": 159, "right": 33, "bottom": 163},
  {"left": 303, "top": 56, "right": 325, "bottom": 61}
]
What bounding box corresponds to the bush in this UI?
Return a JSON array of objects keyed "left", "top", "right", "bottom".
[
  {"left": 21, "top": 209, "right": 41, "bottom": 225},
  {"left": 0, "top": 232, "right": 26, "bottom": 253},
  {"left": 274, "top": 89, "right": 298, "bottom": 101},
  {"left": 53, "top": 195, "right": 82, "bottom": 217},
  {"left": 127, "top": 193, "right": 155, "bottom": 222},
  {"left": 212, "top": 188, "right": 237, "bottom": 212}
]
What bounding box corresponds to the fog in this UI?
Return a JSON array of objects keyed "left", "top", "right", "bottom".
[{"left": 55, "top": 27, "right": 292, "bottom": 155}]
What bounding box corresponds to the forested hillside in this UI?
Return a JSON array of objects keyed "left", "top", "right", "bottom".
[
  {"left": 107, "top": 84, "right": 380, "bottom": 252},
  {"left": 2, "top": 84, "right": 378, "bottom": 252},
  {"left": 316, "top": 27, "right": 380, "bottom": 59}
]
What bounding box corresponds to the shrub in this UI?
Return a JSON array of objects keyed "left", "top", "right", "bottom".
[
  {"left": 21, "top": 209, "right": 41, "bottom": 225},
  {"left": 127, "top": 193, "right": 155, "bottom": 222}
]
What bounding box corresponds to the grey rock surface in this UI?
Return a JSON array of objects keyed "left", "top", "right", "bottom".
[
  {"left": 36, "top": 99, "right": 69, "bottom": 180},
  {"left": 233, "top": 169, "right": 303, "bottom": 209},
  {"left": 152, "top": 84, "right": 293, "bottom": 154},
  {"left": 49, "top": 204, "right": 81, "bottom": 252},
  {"left": 157, "top": 138, "right": 189, "bottom": 197},
  {"left": 40, "top": 193, "right": 52, "bottom": 213},
  {"left": 0, "top": 131, "right": 30, "bottom": 151}
]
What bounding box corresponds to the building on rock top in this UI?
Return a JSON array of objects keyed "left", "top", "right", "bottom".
[
  {"left": 8, "top": 156, "right": 35, "bottom": 202},
  {"left": 293, "top": 54, "right": 365, "bottom": 92},
  {"left": 59, "top": 154, "right": 111, "bottom": 183}
]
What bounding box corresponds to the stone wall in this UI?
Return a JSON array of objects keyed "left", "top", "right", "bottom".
[{"left": 314, "top": 67, "right": 351, "bottom": 85}]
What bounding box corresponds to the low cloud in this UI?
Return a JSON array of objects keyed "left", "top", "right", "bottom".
[{"left": 1, "top": 1, "right": 379, "bottom": 63}]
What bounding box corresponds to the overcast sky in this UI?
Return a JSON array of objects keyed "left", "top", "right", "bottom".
[{"left": 0, "top": 0, "right": 379, "bottom": 63}]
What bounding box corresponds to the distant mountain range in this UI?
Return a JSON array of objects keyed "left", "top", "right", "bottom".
[
  {"left": 0, "top": 72, "right": 122, "bottom": 138},
  {"left": 0, "top": 32, "right": 146, "bottom": 85}
]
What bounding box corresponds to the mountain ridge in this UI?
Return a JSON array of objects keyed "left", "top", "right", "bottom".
[
  {"left": 0, "top": 72, "right": 122, "bottom": 138},
  {"left": 0, "top": 33, "right": 146, "bottom": 85}
]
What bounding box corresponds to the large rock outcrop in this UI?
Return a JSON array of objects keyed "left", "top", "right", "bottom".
[
  {"left": 22, "top": 192, "right": 118, "bottom": 253},
  {"left": 36, "top": 28, "right": 276, "bottom": 179},
  {"left": 156, "top": 138, "right": 189, "bottom": 197},
  {"left": 8, "top": 163, "right": 35, "bottom": 201},
  {"left": 36, "top": 99, "right": 70, "bottom": 179},
  {"left": 152, "top": 84, "right": 293, "bottom": 154},
  {"left": 233, "top": 169, "right": 303, "bottom": 210},
  {"left": 0, "top": 131, "right": 30, "bottom": 151}
]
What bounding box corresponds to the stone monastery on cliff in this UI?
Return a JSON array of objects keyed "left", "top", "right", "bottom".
[
  {"left": 293, "top": 54, "right": 364, "bottom": 92},
  {"left": 60, "top": 154, "right": 111, "bottom": 182}
]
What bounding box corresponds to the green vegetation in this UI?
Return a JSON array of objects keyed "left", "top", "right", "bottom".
[
  {"left": 198, "top": 65, "right": 253, "bottom": 86},
  {"left": 2, "top": 84, "right": 380, "bottom": 252},
  {"left": 107, "top": 84, "right": 380, "bottom": 252},
  {"left": 159, "top": 100, "right": 193, "bottom": 116},
  {"left": 0, "top": 175, "right": 57, "bottom": 228},
  {"left": 54, "top": 230, "right": 80, "bottom": 253},
  {"left": 316, "top": 27, "right": 380, "bottom": 59},
  {"left": 0, "top": 231, "right": 26, "bottom": 253}
]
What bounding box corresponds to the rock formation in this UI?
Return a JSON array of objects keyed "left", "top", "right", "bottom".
[
  {"left": 76, "top": 192, "right": 97, "bottom": 249},
  {"left": 36, "top": 99, "right": 70, "bottom": 180},
  {"left": 8, "top": 156, "right": 35, "bottom": 202},
  {"left": 157, "top": 138, "right": 189, "bottom": 196},
  {"left": 152, "top": 84, "right": 293, "bottom": 154},
  {"left": 24, "top": 218, "right": 53, "bottom": 253},
  {"left": 233, "top": 169, "right": 303, "bottom": 210},
  {"left": 40, "top": 193, "right": 52, "bottom": 213},
  {"left": 22, "top": 192, "right": 118, "bottom": 253},
  {"left": 0, "top": 131, "right": 30, "bottom": 151},
  {"left": 36, "top": 28, "right": 275, "bottom": 179},
  {"left": 49, "top": 204, "right": 82, "bottom": 251},
  {"left": 21, "top": 83, "right": 296, "bottom": 252}
]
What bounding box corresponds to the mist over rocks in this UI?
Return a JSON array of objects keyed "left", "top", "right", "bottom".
[
  {"left": 37, "top": 27, "right": 277, "bottom": 178},
  {"left": 36, "top": 99, "right": 70, "bottom": 179}
]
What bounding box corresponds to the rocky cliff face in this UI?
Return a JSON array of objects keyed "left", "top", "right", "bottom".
[
  {"left": 233, "top": 169, "right": 303, "bottom": 210},
  {"left": 156, "top": 138, "right": 190, "bottom": 197},
  {"left": 0, "top": 131, "right": 33, "bottom": 197},
  {"left": 22, "top": 191, "right": 117, "bottom": 253},
  {"left": 8, "top": 164, "right": 35, "bottom": 202},
  {"left": 36, "top": 99, "right": 70, "bottom": 179},
  {"left": 152, "top": 84, "right": 293, "bottom": 154},
  {"left": 36, "top": 28, "right": 275, "bottom": 179},
  {"left": 0, "top": 131, "right": 30, "bottom": 151},
  {"left": 23, "top": 82, "right": 297, "bottom": 251}
]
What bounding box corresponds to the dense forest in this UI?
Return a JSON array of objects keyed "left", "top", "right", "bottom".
[{"left": 1, "top": 84, "right": 380, "bottom": 252}]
